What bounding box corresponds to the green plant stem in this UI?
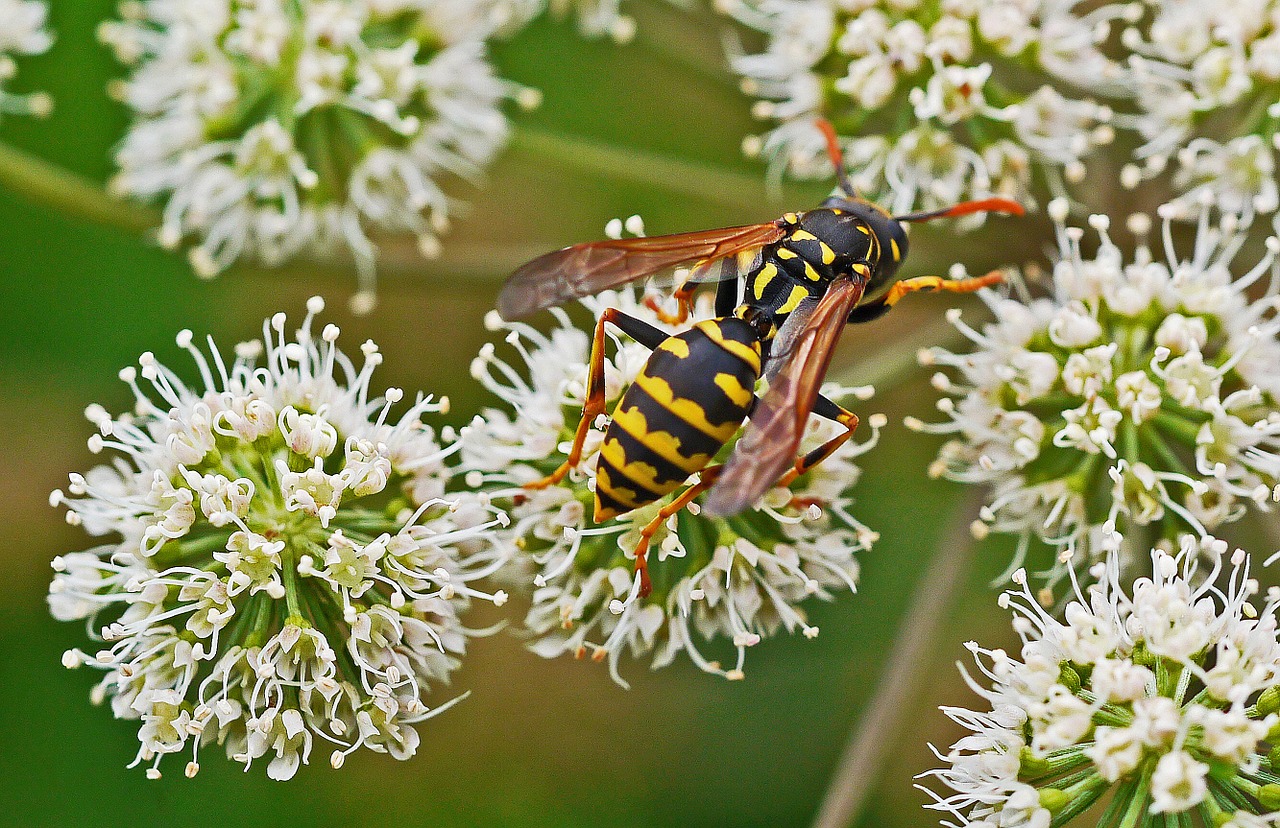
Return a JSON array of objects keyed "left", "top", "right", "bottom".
[
  {"left": 0, "top": 140, "right": 158, "bottom": 233},
  {"left": 811, "top": 490, "right": 984, "bottom": 828}
]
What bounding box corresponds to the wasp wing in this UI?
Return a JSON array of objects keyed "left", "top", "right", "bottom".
[
  {"left": 496, "top": 223, "right": 785, "bottom": 320},
  {"left": 702, "top": 275, "right": 867, "bottom": 518}
]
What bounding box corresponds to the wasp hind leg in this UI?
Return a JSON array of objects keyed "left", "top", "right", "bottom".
[
  {"left": 774, "top": 395, "right": 860, "bottom": 493},
  {"left": 524, "top": 308, "right": 669, "bottom": 491},
  {"left": 629, "top": 466, "right": 725, "bottom": 599}
]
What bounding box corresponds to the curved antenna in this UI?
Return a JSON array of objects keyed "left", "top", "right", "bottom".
[
  {"left": 815, "top": 119, "right": 859, "bottom": 199},
  {"left": 893, "top": 197, "right": 1025, "bottom": 223}
]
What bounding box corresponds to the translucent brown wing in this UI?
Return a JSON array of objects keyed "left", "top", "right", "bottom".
[
  {"left": 703, "top": 275, "right": 868, "bottom": 518},
  {"left": 496, "top": 222, "right": 785, "bottom": 320}
]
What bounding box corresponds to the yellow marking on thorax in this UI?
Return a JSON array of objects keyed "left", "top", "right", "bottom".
[
  {"left": 890, "top": 238, "right": 900, "bottom": 261},
  {"left": 817, "top": 242, "right": 836, "bottom": 265},
  {"left": 778, "top": 283, "right": 809, "bottom": 315},
  {"left": 632, "top": 373, "right": 742, "bottom": 441},
  {"left": 802, "top": 260, "right": 822, "bottom": 281},
  {"left": 775, "top": 247, "right": 798, "bottom": 260},
  {"left": 782, "top": 212, "right": 799, "bottom": 224},
  {"left": 856, "top": 224, "right": 870, "bottom": 235},
  {"left": 752, "top": 262, "right": 778, "bottom": 299},
  {"left": 713, "top": 373, "right": 754, "bottom": 407},
  {"left": 658, "top": 337, "right": 690, "bottom": 359},
  {"left": 852, "top": 262, "right": 871, "bottom": 278},
  {"left": 697, "top": 321, "right": 762, "bottom": 370},
  {"left": 789, "top": 229, "right": 818, "bottom": 242}
]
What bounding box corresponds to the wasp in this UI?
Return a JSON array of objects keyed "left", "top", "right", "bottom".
[{"left": 497, "top": 122, "right": 1023, "bottom": 597}]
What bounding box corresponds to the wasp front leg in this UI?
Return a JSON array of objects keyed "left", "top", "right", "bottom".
[
  {"left": 882, "top": 269, "right": 1004, "bottom": 307},
  {"left": 524, "top": 309, "right": 669, "bottom": 491}
]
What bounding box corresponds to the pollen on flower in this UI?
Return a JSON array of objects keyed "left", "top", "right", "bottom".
[
  {"left": 99, "top": 0, "right": 536, "bottom": 305},
  {"left": 459, "top": 287, "right": 878, "bottom": 687},
  {"left": 920, "top": 537, "right": 1280, "bottom": 826},
  {"left": 718, "top": 0, "right": 1123, "bottom": 216},
  {"left": 920, "top": 199, "right": 1280, "bottom": 587},
  {"left": 48, "top": 298, "right": 510, "bottom": 779}
]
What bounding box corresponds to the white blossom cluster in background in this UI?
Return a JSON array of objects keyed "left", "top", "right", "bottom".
[
  {"left": 48, "top": 298, "right": 511, "bottom": 779},
  {"left": 460, "top": 288, "right": 880, "bottom": 686},
  {"left": 924, "top": 538, "right": 1280, "bottom": 825},
  {"left": 99, "top": 0, "right": 538, "bottom": 311},
  {"left": 481, "top": 0, "right": 637, "bottom": 41},
  {"left": 1121, "top": 0, "right": 1280, "bottom": 217},
  {"left": 0, "top": 0, "right": 52, "bottom": 119},
  {"left": 719, "top": 0, "right": 1122, "bottom": 216},
  {"left": 914, "top": 198, "right": 1280, "bottom": 584}
]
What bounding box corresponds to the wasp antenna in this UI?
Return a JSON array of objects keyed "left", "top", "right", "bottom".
[
  {"left": 893, "top": 197, "right": 1025, "bottom": 223},
  {"left": 815, "top": 119, "right": 859, "bottom": 199}
]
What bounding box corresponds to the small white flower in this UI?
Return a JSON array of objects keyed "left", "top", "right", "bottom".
[
  {"left": 101, "top": 0, "right": 534, "bottom": 309},
  {"left": 0, "top": 0, "right": 53, "bottom": 119},
  {"left": 1122, "top": 2, "right": 1280, "bottom": 212},
  {"left": 920, "top": 538, "right": 1280, "bottom": 823},
  {"left": 49, "top": 298, "right": 509, "bottom": 778},
  {"left": 916, "top": 200, "right": 1280, "bottom": 584},
  {"left": 462, "top": 288, "right": 877, "bottom": 685},
  {"left": 722, "top": 0, "right": 1121, "bottom": 215}
]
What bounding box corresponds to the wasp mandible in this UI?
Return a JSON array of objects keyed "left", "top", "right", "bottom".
[{"left": 497, "top": 122, "right": 1024, "bottom": 597}]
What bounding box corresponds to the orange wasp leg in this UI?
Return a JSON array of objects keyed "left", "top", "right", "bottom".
[
  {"left": 630, "top": 466, "right": 725, "bottom": 599},
  {"left": 643, "top": 280, "right": 696, "bottom": 326},
  {"left": 882, "top": 269, "right": 1004, "bottom": 307},
  {"left": 524, "top": 308, "right": 669, "bottom": 491},
  {"left": 775, "top": 397, "right": 859, "bottom": 490}
]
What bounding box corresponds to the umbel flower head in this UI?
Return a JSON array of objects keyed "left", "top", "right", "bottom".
[
  {"left": 461, "top": 285, "right": 879, "bottom": 686},
  {"left": 99, "top": 0, "right": 536, "bottom": 311},
  {"left": 922, "top": 537, "right": 1280, "bottom": 826},
  {"left": 719, "top": 0, "right": 1122, "bottom": 216},
  {"left": 48, "top": 298, "right": 510, "bottom": 780},
  {"left": 0, "top": 0, "right": 53, "bottom": 119},
  {"left": 914, "top": 198, "right": 1280, "bottom": 585},
  {"left": 1118, "top": 0, "right": 1280, "bottom": 216}
]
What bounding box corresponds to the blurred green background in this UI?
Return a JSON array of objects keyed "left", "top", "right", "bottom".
[{"left": 0, "top": 3, "right": 1102, "bottom": 826}]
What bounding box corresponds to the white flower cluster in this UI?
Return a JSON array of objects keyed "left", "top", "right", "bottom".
[
  {"left": 1122, "top": 0, "right": 1280, "bottom": 216},
  {"left": 923, "top": 537, "right": 1280, "bottom": 825},
  {"left": 720, "top": 0, "right": 1121, "bottom": 215},
  {"left": 0, "top": 0, "right": 52, "bottom": 119},
  {"left": 99, "top": 0, "right": 536, "bottom": 310},
  {"left": 914, "top": 199, "right": 1280, "bottom": 583},
  {"left": 48, "top": 298, "right": 510, "bottom": 779},
  {"left": 460, "top": 288, "right": 879, "bottom": 686}
]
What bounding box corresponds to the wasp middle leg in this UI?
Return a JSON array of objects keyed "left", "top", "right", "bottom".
[{"left": 523, "top": 308, "right": 669, "bottom": 491}]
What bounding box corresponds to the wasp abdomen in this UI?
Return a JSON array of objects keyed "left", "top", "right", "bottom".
[{"left": 595, "top": 319, "right": 762, "bottom": 522}]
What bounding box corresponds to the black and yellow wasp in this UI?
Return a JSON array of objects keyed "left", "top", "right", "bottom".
[{"left": 497, "top": 122, "right": 1023, "bottom": 596}]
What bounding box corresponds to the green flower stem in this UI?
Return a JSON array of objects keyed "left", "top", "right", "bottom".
[
  {"left": 810, "top": 491, "right": 984, "bottom": 828},
  {"left": 0, "top": 140, "right": 158, "bottom": 233},
  {"left": 509, "top": 126, "right": 808, "bottom": 210}
]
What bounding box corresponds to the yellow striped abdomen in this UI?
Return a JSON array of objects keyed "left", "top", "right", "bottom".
[{"left": 594, "top": 318, "right": 761, "bottom": 522}]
